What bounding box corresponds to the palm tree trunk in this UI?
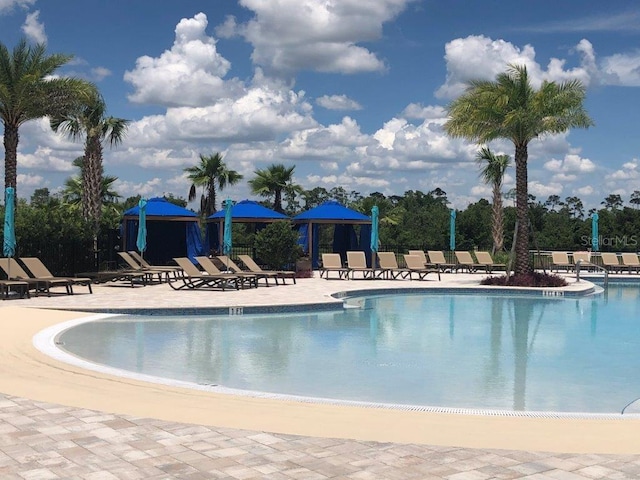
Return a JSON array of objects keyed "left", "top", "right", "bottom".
[
  {"left": 514, "top": 143, "right": 532, "bottom": 275},
  {"left": 208, "top": 184, "right": 217, "bottom": 217},
  {"left": 3, "top": 123, "right": 19, "bottom": 193},
  {"left": 85, "top": 136, "right": 104, "bottom": 271},
  {"left": 492, "top": 183, "right": 504, "bottom": 253},
  {"left": 85, "top": 135, "right": 104, "bottom": 228},
  {"left": 274, "top": 188, "right": 283, "bottom": 213}
]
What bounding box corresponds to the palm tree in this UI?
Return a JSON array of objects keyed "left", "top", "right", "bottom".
[
  {"left": 444, "top": 64, "right": 592, "bottom": 276},
  {"left": 248, "top": 163, "right": 301, "bottom": 213},
  {"left": 476, "top": 147, "right": 511, "bottom": 254},
  {"left": 184, "top": 152, "right": 243, "bottom": 217},
  {"left": 51, "top": 92, "right": 128, "bottom": 228},
  {"left": 61, "top": 157, "right": 121, "bottom": 212},
  {"left": 0, "top": 39, "right": 95, "bottom": 198}
]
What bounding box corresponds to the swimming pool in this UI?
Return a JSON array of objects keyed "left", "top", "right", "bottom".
[{"left": 55, "top": 285, "right": 640, "bottom": 415}]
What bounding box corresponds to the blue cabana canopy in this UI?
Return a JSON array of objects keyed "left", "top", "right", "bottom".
[
  {"left": 292, "top": 201, "right": 372, "bottom": 268},
  {"left": 293, "top": 200, "right": 370, "bottom": 222},
  {"left": 122, "top": 197, "right": 203, "bottom": 264},
  {"left": 208, "top": 199, "right": 289, "bottom": 221},
  {"left": 205, "top": 200, "right": 289, "bottom": 253}
]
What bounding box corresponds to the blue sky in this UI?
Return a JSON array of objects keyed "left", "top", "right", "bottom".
[{"left": 1, "top": 0, "right": 640, "bottom": 211}]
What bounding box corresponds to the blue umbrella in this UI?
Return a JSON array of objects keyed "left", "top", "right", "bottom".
[
  {"left": 591, "top": 213, "right": 599, "bottom": 252},
  {"left": 223, "top": 198, "right": 233, "bottom": 256},
  {"left": 370, "top": 205, "right": 379, "bottom": 267},
  {"left": 449, "top": 209, "right": 456, "bottom": 251},
  {"left": 3, "top": 187, "right": 16, "bottom": 280},
  {"left": 136, "top": 198, "right": 148, "bottom": 257}
]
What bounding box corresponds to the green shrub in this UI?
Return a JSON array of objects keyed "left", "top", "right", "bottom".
[
  {"left": 481, "top": 272, "right": 568, "bottom": 287},
  {"left": 254, "top": 221, "right": 302, "bottom": 270}
]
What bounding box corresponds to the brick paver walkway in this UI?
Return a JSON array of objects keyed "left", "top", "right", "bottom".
[{"left": 1, "top": 394, "right": 640, "bottom": 479}]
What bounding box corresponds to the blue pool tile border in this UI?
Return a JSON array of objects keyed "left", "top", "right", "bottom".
[
  {"left": 53, "top": 301, "right": 345, "bottom": 316},
  {"left": 334, "top": 285, "right": 594, "bottom": 299}
]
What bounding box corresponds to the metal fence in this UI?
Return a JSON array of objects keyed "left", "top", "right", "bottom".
[{"left": 11, "top": 234, "right": 602, "bottom": 276}]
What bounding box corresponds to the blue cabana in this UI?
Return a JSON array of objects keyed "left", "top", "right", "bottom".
[
  {"left": 292, "top": 201, "right": 372, "bottom": 268},
  {"left": 122, "top": 197, "right": 204, "bottom": 265},
  {"left": 205, "top": 199, "right": 289, "bottom": 254}
]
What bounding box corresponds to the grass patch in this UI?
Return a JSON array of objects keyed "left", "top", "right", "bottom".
[{"left": 481, "top": 272, "right": 568, "bottom": 287}]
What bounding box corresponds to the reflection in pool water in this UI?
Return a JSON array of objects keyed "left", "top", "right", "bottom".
[{"left": 58, "top": 286, "right": 640, "bottom": 413}]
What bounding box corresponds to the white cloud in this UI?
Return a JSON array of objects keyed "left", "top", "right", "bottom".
[
  {"left": 575, "top": 185, "right": 594, "bottom": 196},
  {"left": 470, "top": 184, "right": 491, "bottom": 197},
  {"left": 279, "top": 117, "right": 369, "bottom": 160},
  {"left": 16, "top": 173, "right": 45, "bottom": 188},
  {"left": 600, "top": 52, "right": 640, "bottom": 86},
  {"left": 19, "top": 147, "right": 75, "bottom": 172},
  {"left": 436, "top": 35, "right": 640, "bottom": 98},
  {"left": 124, "top": 12, "right": 244, "bottom": 107},
  {"left": 544, "top": 154, "right": 596, "bottom": 174},
  {"left": 21, "top": 9, "right": 46, "bottom": 43},
  {"left": 91, "top": 67, "right": 112, "bottom": 81},
  {"left": 0, "top": 0, "right": 35, "bottom": 14},
  {"left": 305, "top": 172, "right": 390, "bottom": 190},
  {"left": 551, "top": 173, "right": 577, "bottom": 183},
  {"left": 123, "top": 83, "right": 316, "bottom": 151},
  {"left": 436, "top": 35, "right": 540, "bottom": 98},
  {"left": 529, "top": 181, "right": 563, "bottom": 198},
  {"left": 606, "top": 158, "right": 639, "bottom": 181},
  {"left": 435, "top": 36, "right": 597, "bottom": 99},
  {"left": 19, "top": 118, "right": 81, "bottom": 152},
  {"left": 321, "top": 161, "right": 339, "bottom": 171},
  {"left": 113, "top": 177, "right": 166, "bottom": 199},
  {"left": 371, "top": 113, "right": 471, "bottom": 163},
  {"left": 221, "top": 0, "right": 415, "bottom": 75},
  {"left": 401, "top": 104, "right": 447, "bottom": 120},
  {"left": 316, "top": 94, "right": 362, "bottom": 111}
]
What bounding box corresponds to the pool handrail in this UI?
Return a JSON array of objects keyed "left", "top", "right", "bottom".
[{"left": 575, "top": 259, "right": 608, "bottom": 288}]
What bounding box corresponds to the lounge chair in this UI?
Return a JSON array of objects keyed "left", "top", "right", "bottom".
[
  {"left": 170, "top": 257, "right": 240, "bottom": 290},
  {"left": 454, "top": 251, "right": 489, "bottom": 273},
  {"left": 238, "top": 254, "right": 296, "bottom": 284},
  {"left": 600, "top": 252, "right": 623, "bottom": 273},
  {"left": 377, "top": 252, "right": 410, "bottom": 280},
  {"left": 20, "top": 257, "right": 93, "bottom": 294},
  {"left": 474, "top": 251, "right": 506, "bottom": 273},
  {"left": 572, "top": 251, "right": 596, "bottom": 272},
  {"left": 117, "top": 251, "right": 169, "bottom": 283},
  {"left": 128, "top": 251, "right": 182, "bottom": 278},
  {"left": 408, "top": 250, "right": 427, "bottom": 265},
  {"left": 0, "top": 280, "right": 30, "bottom": 299},
  {"left": 74, "top": 269, "right": 147, "bottom": 287},
  {"left": 0, "top": 257, "right": 73, "bottom": 296},
  {"left": 207, "top": 255, "right": 274, "bottom": 286},
  {"left": 407, "top": 250, "right": 446, "bottom": 275},
  {"left": 426, "top": 251, "right": 456, "bottom": 273},
  {"left": 196, "top": 256, "right": 259, "bottom": 288},
  {"left": 215, "top": 255, "right": 274, "bottom": 286},
  {"left": 403, "top": 254, "right": 441, "bottom": 281},
  {"left": 621, "top": 253, "right": 640, "bottom": 274},
  {"left": 319, "top": 253, "right": 349, "bottom": 280},
  {"left": 346, "top": 251, "right": 380, "bottom": 279},
  {"left": 550, "top": 252, "right": 575, "bottom": 272}
]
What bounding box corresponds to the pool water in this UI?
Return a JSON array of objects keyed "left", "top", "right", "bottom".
[{"left": 58, "top": 285, "right": 640, "bottom": 413}]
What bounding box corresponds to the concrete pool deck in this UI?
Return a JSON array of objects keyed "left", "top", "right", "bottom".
[{"left": 2, "top": 272, "right": 640, "bottom": 478}]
